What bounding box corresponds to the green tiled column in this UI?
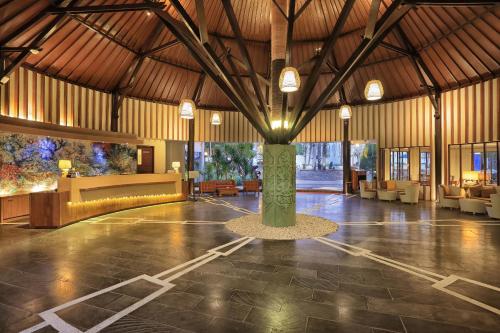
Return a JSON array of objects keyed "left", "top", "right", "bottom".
[{"left": 262, "top": 144, "right": 296, "bottom": 227}]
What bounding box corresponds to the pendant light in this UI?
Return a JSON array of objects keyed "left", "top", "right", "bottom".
[
  {"left": 364, "top": 80, "right": 384, "bottom": 101},
  {"left": 210, "top": 111, "right": 222, "bottom": 125},
  {"left": 179, "top": 99, "right": 195, "bottom": 119},
  {"left": 279, "top": 67, "right": 300, "bottom": 93},
  {"left": 339, "top": 105, "right": 352, "bottom": 120},
  {"left": 271, "top": 120, "right": 289, "bottom": 130}
]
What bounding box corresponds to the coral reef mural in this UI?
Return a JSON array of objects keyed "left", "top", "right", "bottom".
[{"left": 0, "top": 131, "right": 137, "bottom": 195}]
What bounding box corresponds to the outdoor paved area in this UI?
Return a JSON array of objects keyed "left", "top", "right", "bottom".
[{"left": 1, "top": 193, "right": 499, "bottom": 332}]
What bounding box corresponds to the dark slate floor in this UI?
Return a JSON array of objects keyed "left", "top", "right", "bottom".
[{"left": 1, "top": 193, "right": 499, "bottom": 333}]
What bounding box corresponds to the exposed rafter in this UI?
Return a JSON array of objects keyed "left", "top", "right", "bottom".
[
  {"left": 152, "top": 7, "right": 270, "bottom": 138},
  {"left": 401, "top": 0, "right": 498, "bottom": 6},
  {"left": 141, "top": 40, "right": 179, "bottom": 56},
  {"left": 271, "top": 0, "right": 288, "bottom": 20},
  {"left": 394, "top": 25, "right": 441, "bottom": 110},
  {"left": 0, "top": 0, "right": 79, "bottom": 83},
  {"left": 222, "top": 0, "right": 272, "bottom": 133},
  {"left": 289, "top": 0, "right": 412, "bottom": 141},
  {"left": 295, "top": 0, "right": 314, "bottom": 20},
  {"left": 46, "top": 3, "right": 163, "bottom": 14},
  {"left": 364, "top": 0, "right": 381, "bottom": 39},
  {"left": 289, "top": 0, "right": 356, "bottom": 133}
]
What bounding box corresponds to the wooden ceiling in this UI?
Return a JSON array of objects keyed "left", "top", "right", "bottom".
[{"left": 1, "top": 0, "right": 499, "bottom": 111}]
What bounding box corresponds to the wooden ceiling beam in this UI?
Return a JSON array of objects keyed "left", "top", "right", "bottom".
[
  {"left": 0, "top": 0, "right": 67, "bottom": 47},
  {"left": 222, "top": 0, "right": 272, "bottom": 132},
  {"left": 0, "top": 0, "right": 78, "bottom": 84},
  {"left": 401, "top": 0, "right": 498, "bottom": 6},
  {"left": 289, "top": 0, "right": 355, "bottom": 132},
  {"left": 289, "top": 0, "right": 411, "bottom": 141},
  {"left": 114, "top": 19, "right": 165, "bottom": 110},
  {"left": 271, "top": 0, "right": 288, "bottom": 20},
  {"left": 152, "top": 8, "right": 270, "bottom": 139},
  {"left": 295, "top": 0, "right": 314, "bottom": 20},
  {"left": 394, "top": 25, "right": 441, "bottom": 110},
  {"left": 195, "top": 0, "right": 209, "bottom": 44},
  {"left": 141, "top": 40, "right": 179, "bottom": 56},
  {"left": 379, "top": 41, "right": 412, "bottom": 56},
  {"left": 364, "top": 0, "right": 381, "bottom": 39},
  {"left": 229, "top": 55, "right": 270, "bottom": 86},
  {"left": 46, "top": 3, "right": 163, "bottom": 14}
]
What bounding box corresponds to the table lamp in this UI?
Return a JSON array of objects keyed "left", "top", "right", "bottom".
[
  {"left": 463, "top": 170, "right": 479, "bottom": 185},
  {"left": 58, "top": 159, "right": 72, "bottom": 177},
  {"left": 172, "top": 161, "right": 181, "bottom": 173}
]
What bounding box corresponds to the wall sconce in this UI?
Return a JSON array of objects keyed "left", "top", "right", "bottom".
[
  {"left": 58, "top": 160, "right": 72, "bottom": 177},
  {"left": 172, "top": 161, "right": 181, "bottom": 173}
]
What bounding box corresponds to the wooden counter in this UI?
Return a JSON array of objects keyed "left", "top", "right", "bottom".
[
  {"left": 58, "top": 173, "right": 182, "bottom": 202},
  {"left": 31, "top": 174, "right": 186, "bottom": 228}
]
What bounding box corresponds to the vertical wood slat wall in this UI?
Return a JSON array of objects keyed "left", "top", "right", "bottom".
[
  {"left": 118, "top": 100, "right": 264, "bottom": 143},
  {"left": 0, "top": 67, "right": 111, "bottom": 131},
  {"left": 0, "top": 67, "right": 498, "bottom": 150}
]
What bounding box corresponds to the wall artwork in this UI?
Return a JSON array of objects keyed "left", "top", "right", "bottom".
[{"left": 0, "top": 131, "right": 137, "bottom": 195}]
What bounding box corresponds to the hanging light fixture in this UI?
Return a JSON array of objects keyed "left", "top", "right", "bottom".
[
  {"left": 271, "top": 120, "right": 289, "bottom": 130},
  {"left": 210, "top": 111, "right": 222, "bottom": 125},
  {"left": 279, "top": 67, "right": 300, "bottom": 93},
  {"left": 179, "top": 99, "right": 195, "bottom": 119},
  {"left": 339, "top": 105, "right": 352, "bottom": 120},
  {"left": 364, "top": 80, "right": 384, "bottom": 101}
]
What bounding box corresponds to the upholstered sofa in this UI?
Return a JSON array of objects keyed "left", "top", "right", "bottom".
[
  {"left": 459, "top": 185, "right": 499, "bottom": 215},
  {"left": 486, "top": 194, "right": 500, "bottom": 219},
  {"left": 200, "top": 180, "right": 237, "bottom": 195},
  {"left": 438, "top": 185, "right": 465, "bottom": 209},
  {"left": 400, "top": 183, "right": 420, "bottom": 204},
  {"left": 360, "top": 180, "right": 377, "bottom": 199}
]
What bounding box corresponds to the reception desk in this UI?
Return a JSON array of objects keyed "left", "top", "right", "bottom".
[{"left": 30, "top": 174, "right": 186, "bottom": 228}]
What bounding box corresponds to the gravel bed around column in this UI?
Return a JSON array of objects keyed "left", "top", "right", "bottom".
[{"left": 225, "top": 213, "right": 338, "bottom": 240}]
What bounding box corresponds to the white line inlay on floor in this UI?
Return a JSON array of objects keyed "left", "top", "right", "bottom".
[
  {"left": 21, "top": 237, "right": 255, "bottom": 333},
  {"left": 315, "top": 237, "right": 500, "bottom": 315}
]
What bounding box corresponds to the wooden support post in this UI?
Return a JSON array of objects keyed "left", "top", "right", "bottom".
[
  {"left": 111, "top": 92, "right": 120, "bottom": 132},
  {"left": 343, "top": 119, "right": 352, "bottom": 194},
  {"left": 434, "top": 93, "right": 442, "bottom": 191}
]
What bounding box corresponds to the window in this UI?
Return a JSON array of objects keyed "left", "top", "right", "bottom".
[
  {"left": 390, "top": 150, "right": 409, "bottom": 180},
  {"left": 420, "top": 151, "right": 431, "bottom": 184},
  {"left": 447, "top": 142, "right": 500, "bottom": 186}
]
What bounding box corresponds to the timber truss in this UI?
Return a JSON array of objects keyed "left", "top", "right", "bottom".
[{"left": 0, "top": 0, "right": 496, "bottom": 144}]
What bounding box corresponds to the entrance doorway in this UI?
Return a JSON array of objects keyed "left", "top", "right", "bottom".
[{"left": 137, "top": 146, "right": 154, "bottom": 174}]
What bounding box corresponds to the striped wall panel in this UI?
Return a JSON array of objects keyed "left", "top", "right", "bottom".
[
  {"left": 1, "top": 67, "right": 497, "bottom": 149},
  {"left": 0, "top": 67, "right": 111, "bottom": 131}
]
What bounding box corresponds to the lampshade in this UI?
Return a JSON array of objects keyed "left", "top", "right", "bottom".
[
  {"left": 339, "top": 105, "right": 352, "bottom": 119},
  {"left": 179, "top": 99, "right": 195, "bottom": 119},
  {"left": 364, "top": 80, "right": 384, "bottom": 101},
  {"left": 271, "top": 120, "right": 289, "bottom": 130},
  {"left": 463, "top": 170, "right": 479, "bottom": 181},
  {"left": 279, "top": 67, "right": 300, "bottom": 93},
  {"left": 58, "top": 160, "right": 72, "bottom": 170},
  {"left": 171, "top": 161, "right": 181, "bottom": 169},
  {"left": 210, "top": 112, "right": 222, "bottom": 125}
]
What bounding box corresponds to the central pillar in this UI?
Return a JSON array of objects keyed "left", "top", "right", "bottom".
[
  {"left": 261, "top": 0, "right": 296, "bottom": 227},
  {"left": 263, "top": 144, "right": 296, "bottom": 227}
]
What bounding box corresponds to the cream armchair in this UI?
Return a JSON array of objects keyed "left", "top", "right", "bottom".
[
  {"left": 360, "top": 180, "right": 377, "bottom": 199},
  {"left": 400, "top": 183, "right": 420, "bottom": 204},
  {"left": 438, "top": 185, "right": 465, "bottom": 209},
  {"left": 486, "top": 194, "right": 500, "bottom": 219}
]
